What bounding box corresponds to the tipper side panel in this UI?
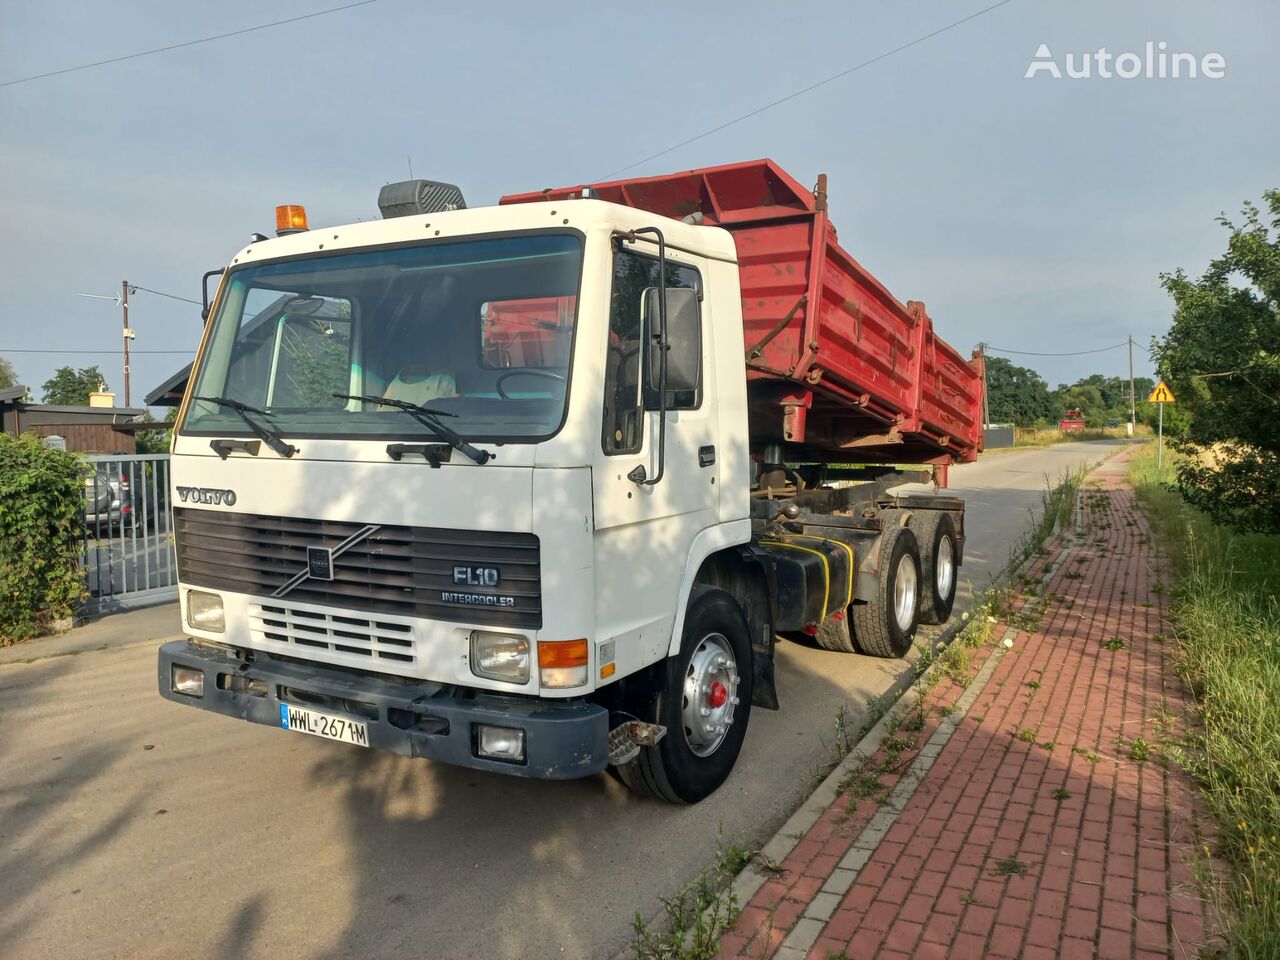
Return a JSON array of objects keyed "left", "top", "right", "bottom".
[{"left": 500, "top": 159, "right": 982, "bottom": 464}]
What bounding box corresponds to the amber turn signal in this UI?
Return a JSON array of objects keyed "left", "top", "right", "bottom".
[{"left": 538, "top": 638, "right": 588, "bottom": 668}]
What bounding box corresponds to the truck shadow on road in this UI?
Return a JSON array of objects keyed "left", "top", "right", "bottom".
[
  {"left": 0, "top": 658, "right": 143, "bottom": 948},
  {"left": 203, "top": 647, "right": 919, "bottom": 960}
]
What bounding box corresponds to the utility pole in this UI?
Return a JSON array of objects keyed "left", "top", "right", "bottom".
[
  {"left": 1128, "top": 335, "right": 1136, "bottom": 435},
  {"left": 121, "top": 280, "right": 133, "bottom": 406},
  {"left": 978, "top": 341, "right": 990, "bottom": 427}
]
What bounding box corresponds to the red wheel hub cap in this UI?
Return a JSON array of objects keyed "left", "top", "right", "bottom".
[{"left": 707, "top": 680, "right": 728, "bottom": 709}]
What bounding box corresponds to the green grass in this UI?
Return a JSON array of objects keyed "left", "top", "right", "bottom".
[
  {"left": 1129, "top": 444, "right": 1280, "bottom": 958},
  {"left": 1010, "top": 425, "right": 1150, "bottom": 449}
]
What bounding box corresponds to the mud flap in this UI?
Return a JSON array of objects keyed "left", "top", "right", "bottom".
[{"left": 751, "top": 628, "right": 780, "bottom": 710}]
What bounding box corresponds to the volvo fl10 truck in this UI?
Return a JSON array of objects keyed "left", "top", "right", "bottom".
[{"left": 158, "top": 159, "right": 983, "bottom": 803}]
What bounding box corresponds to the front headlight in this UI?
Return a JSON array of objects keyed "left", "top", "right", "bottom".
[
  {"left": 186, "top": 590, "right": 225, "bottom": 633},
  {"left": 470, "top": 631, "right": 530, "bottom": 683}
]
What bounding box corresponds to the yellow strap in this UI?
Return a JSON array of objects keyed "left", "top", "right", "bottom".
[
  {"left": 760, "top": 540, "right": 831, "bottom": 618},
  {"left": 790, "top": 534, "right": 855, "bottom": 609}
]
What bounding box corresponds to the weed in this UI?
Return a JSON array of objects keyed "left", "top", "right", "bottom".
[
  {"left": 1130, "top": 738, "right": 1151, "bottom": 763},
  {"left": 900, "top": 706, "right": 927, "bottom": 733},
  {"left": 1026, "top": 680, "right": 1042, "bottom": 690},
  {"left": 1103, "top": 637, "right": 1127, "bottom": 651},
  {"left": 1072, "top": 746, "right": 1101, "bottom": 763},
  {"left": 993, "top": 856, "right": 1029, "bottom": 877},
  {"left": 629, "top": 825, "right": 752, "bottom": 960},
  {"left": 1052, "top": 788, "right": 1072, "bottom": 800},
  {"left": 1016, "top": 727, "right": 1038, "bottom": 744},
  {"left": 1040, "top": 741, "right": 1056, "bottom": 751}
]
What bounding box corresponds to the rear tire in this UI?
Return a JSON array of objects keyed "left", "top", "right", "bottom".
[
  {"left": 851, "top": 525, "right": 921, "bottom": 659},
  {"left": 916, "top": 512, "right": 959, "bottom": 625},
  {"left": 615, "top": 586, "right": 753, "bottom": 803},
  {"left": 814, "top": 610, "right": 857, "bottom": 653}
]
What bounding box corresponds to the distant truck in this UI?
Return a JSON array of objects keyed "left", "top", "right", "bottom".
[
  {"left": 158, "top": 160, "right": 983, "bottom": 802},
  {"left": 1058, "top": 408, "right": 1087, "bottom": 431}
]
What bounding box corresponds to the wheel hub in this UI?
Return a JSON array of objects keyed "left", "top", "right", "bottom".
[
  {"left": 937, "top": 534, "right": 955, "bottom": 599},
  {"left": 893, "top": 553, "right": 918, "bottom": 632},
  {"left": 682, "top": 633, "right": 739, "bottom": 757}
]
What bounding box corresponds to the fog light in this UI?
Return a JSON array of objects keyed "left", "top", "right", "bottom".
[
  {"left": 171, "top": 665, "right": 205, "bottom": 698},
  {"left": 475, "top": 724, "right": 525, "bottom": 764},
  {"left": 470, "top": 631, "right": 530, "bottom": 683},
  {"left": 186, "top": 590, "right": 224, "bottom": 633}
]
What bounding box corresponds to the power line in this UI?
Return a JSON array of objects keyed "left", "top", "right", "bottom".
[
  {"left": 131, "top": 285, "right": 200, "bottom": 306},
  {"left": 986, "top": 342, "right": 1129, "bottom": 357},
  {"left": 3, "top": 349, "right": 193, "bottom": 355},
  {"left": 0, "top": 0, "right": 378, "bottom": 88},
  {"left": 597, "top": 0, "right": 1019, "bottom": 181}
]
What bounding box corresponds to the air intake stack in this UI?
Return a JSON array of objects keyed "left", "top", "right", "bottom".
[{"left": 377, "top": 179, "right": 466, "bottom": 218}]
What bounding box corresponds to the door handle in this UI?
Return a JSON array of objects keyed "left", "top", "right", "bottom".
[{"left": 698, "top": 445, "right": 716, "bottom": 468}]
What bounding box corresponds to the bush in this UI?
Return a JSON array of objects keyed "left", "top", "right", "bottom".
[{"left": 0, "top": 434, "right": 87, "bottom": 643}]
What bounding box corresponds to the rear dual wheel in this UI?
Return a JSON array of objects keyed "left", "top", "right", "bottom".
[
  {"left": 915, "top": 511, "right": 959, "bottom": 625},
  {"left": 851, "top": 525, "right": 922, "bottom": 659}
]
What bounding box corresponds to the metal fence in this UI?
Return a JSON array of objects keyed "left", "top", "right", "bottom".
[{"left": 81, "top": 453, "right": 177, "bottom": 615}]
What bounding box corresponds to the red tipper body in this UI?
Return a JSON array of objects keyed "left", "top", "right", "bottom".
[{"left": 501, "top": 159, "right": 984, "bottom": 465}]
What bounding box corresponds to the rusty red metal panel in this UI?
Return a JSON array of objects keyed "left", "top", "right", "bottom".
[{"left": 501, "top": 159, "right": 983, "bottom": 464}]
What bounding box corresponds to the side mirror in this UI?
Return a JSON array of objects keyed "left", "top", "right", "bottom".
[
  {"left": 643, "top": 286, "right": 701, "bottom": 395},
  {"left": 201, "top": 268, "right": 226, "bottom": 322}
]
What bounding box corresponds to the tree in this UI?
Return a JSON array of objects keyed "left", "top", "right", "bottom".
[
  {"left": 984, "top": 356, "right": 1054, "bottom": 425},
  {"left": 0, "top": 356, "right": 18, "bottom": 391},
  {"left": 1053, "top": 383, "right": 1108, "bottom": 426},
  {"left": 1155, "top": 189, "right": 1280, "bottom": 533},
  {"left": 134, "top": 407, "right": 179, "bottom": 455},
  {"left": 41, "top": 366, "right": 107, "bottom": 406}
]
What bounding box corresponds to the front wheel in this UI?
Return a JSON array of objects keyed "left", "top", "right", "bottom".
[{"left": 615, "top": 586, "right": 753, "bottom": 803}]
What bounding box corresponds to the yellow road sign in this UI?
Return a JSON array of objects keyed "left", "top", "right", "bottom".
[{"left": 1147, "top": 380, "right": 1176, "bottom": 403}]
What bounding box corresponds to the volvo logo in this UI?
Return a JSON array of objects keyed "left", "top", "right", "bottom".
[
  {"left": 272, "top": 525, "right": 381, "bottom": 598},
  {"left": 176, "top": 486, "right": 237, "bottom": 506}
]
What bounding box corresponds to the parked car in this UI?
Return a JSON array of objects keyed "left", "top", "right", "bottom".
[{"left": 84, "top": 463, "right": 134, "bottom": 533}]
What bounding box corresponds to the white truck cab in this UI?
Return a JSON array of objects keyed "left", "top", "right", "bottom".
[{"left": 160, "top": 167, "right": 970, "bottom": 803}]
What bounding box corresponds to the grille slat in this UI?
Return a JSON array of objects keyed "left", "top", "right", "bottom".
[{"left": 177, "top": 508, "right": 541, "bottom": 629}]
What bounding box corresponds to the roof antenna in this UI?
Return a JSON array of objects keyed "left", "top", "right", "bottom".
[{"left": 407, "top": 154, "right": 414, "bottom": 179}]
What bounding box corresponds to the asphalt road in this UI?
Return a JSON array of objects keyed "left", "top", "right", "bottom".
[{"left": 0, "top": 440, "right": 1130, "bottom": 960}]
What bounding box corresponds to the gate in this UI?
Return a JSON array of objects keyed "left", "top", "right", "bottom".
[{"left": 81, "top": 453, "right": 178, "bottom": 614}]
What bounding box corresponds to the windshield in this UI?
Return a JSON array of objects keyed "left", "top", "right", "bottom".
[{"left": 184, "top": 233, "right": 582, "bottom": 443}]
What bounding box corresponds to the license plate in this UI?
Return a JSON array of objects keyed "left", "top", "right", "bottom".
[{"left": 279, "top": 703, "right": 369, "bottom": 747}]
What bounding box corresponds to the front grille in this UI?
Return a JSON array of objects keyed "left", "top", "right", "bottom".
[
  {"left": 175, "top": 508, "right": 541, "bottom": 629},
  {"left": 251, "top": 603, "right": 416, "bottom": 665}
]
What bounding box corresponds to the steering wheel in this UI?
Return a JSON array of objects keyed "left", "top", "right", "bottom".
[{"left": 495, "top": 369, "right": 566, "bottom": 400}]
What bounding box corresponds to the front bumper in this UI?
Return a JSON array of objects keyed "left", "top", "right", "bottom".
[{"left": 157, "top": 640, "right": 609, "bottom": 779}]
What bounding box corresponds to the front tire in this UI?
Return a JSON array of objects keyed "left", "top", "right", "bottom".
[
  {"left": 851, "top": 525, "right": 921, "bottom": 659},
  {"left": 615, "top": 586, "right": 753, "bottom": 803}
]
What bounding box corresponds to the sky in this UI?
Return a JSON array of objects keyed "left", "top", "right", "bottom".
[{"left": 2, "top": 0, "right": 1277, "bottom": 409}]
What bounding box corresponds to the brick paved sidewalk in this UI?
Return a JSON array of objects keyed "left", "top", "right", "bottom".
[{"left": 717, "top": 448, "right": 1216, "bottom": 960}]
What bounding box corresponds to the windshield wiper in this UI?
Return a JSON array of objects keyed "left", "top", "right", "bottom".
[
  {"left": 194, "top": 396, "right": 298, "bottom": 459},
  {"left": 333, "top": 392, "right": 491, "bottom": 465}
]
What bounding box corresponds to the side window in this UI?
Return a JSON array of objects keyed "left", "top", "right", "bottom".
[{"left": 602, "top": 248, "right": 701, "bottom": 455}]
